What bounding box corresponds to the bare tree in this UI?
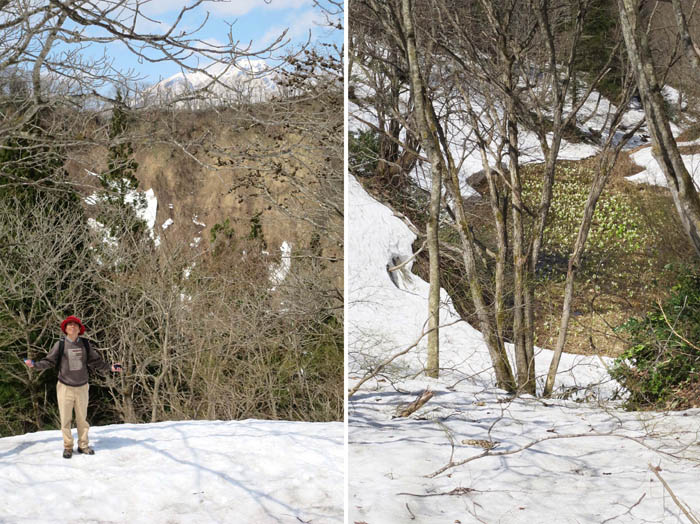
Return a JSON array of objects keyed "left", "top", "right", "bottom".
[
  {"left": 544, "top": 82, "right": 642, "bottom": 397},
  {"left": 0, "top": 0, "right": 297, "bottom": 196},
  {"left": 0, "top": 194, "right": 101, "bottom": 433},
  {"left": 617, "top": 0, "right": 700, "bottom": 257},
  {"left": 434, "top": 0, "right": 631, "bottom": 394},
  {"left": 351, "top": 0, "right": 445, "bottom": 378},
  {"left": 350, "top": 0, "right": 641, "bottom": 395}
]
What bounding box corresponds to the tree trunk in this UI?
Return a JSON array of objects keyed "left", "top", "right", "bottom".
[
  {"left": 507, "top": 109, "right": 535, "bottom": 394},
  {"left": 544, "top": 89, "right": 640, "bottom": 395},
  {"left": 544, "top": 158, "right": 611, "bottom": 397},
  {"left": 670, "top": 0, "right": 700, "bottom": 74},
  {"left": 618, "top": 0, "right": 700, "bottom": 257},
  {"left": 401, "top": 0, "right": 441, "bottom": 378},
  {"left": 443, "top": 169, "right": 517, "bottom": 392}
]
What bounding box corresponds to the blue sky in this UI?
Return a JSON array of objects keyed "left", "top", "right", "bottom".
[{"left": 75, "top": 0, "right": 342, "bottom": 86}]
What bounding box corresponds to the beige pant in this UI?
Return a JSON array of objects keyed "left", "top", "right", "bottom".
[{"left": 56, "top": 382, "right": 90, "bottom": 450}]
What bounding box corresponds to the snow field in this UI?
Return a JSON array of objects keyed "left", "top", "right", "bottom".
[
  {"left": 0, "top": 419, "right": 343, "bottom": 523},
  {"left": 350, "top": 379, "right": 700, "bottom": 524},
  {"left": 347, "top": 159, "right": 700, "bottom": 522}
]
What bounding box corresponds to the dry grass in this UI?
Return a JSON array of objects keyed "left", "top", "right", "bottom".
[
  {"left": 65, "top": 102, "right": 342, "bottom": 289},
  {"left": 609, "top": 148, "right": 646, "bottom": 181},
  {"left": 677, "top": 144, "right": 700, "bottom": 155},
  {"left": 675, "top": 122, "right": 700, "bottom": 143}
]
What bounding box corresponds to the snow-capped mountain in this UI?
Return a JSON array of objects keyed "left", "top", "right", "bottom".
[{"left": 144, "top": 59, "right": 278, "bottom": 105}]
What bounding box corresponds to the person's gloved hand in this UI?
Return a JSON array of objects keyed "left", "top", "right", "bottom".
[{"left": 111, "top": 363, "right": 122, "bottom": 372}]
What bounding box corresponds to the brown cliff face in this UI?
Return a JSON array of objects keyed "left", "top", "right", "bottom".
[{"left": 69, "top": 98, "right": 343, "bottom": 292}]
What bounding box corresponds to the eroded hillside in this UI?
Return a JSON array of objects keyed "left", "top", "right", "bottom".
[{"left": 68, "top": 98, "right": 343, "bottom": 291}]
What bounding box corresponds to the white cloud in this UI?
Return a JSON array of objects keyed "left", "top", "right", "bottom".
[{"left": 259, "top": 8, "right": 324, "bottom": 46}]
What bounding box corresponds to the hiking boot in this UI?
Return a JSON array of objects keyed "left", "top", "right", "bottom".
[
  {"left": 77, "top": 446, "right": 95, "bottom": 455},
  {"left": 63, "top": 448, "right": 73, "bottom": 459}
]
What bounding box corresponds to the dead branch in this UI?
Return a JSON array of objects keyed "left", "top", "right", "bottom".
[
  {"left": 600, "top": 492, "right": 647, "bottom": 524},
  {"left": 395, "top": 389, "right": 434, "bottom": 418},
  {"left": 397, "top": 487, "right": 479, "bottom": 497},
  {"left": 387, "top": 241, "right": 427, "bottom": 272},
  {"left": 426, "top": 431, "right": 688, "bottom": 479},
  {"left": 648, "top": 464, "right": 700, "bottom": 524},
  {"left": 657, "top": 298, "right": 700, "bottom": 352},
  {"left": 348, "top": 318, "right": 461, "bottom": 398}
]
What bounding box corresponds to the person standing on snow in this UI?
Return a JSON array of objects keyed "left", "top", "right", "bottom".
[{"left": 24, "top": 316, "right": 122, "bottom": 459}]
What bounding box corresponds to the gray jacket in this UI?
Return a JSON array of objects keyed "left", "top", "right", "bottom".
[{"left": 34, "top": 337, "right": 111, "bottom": 386}]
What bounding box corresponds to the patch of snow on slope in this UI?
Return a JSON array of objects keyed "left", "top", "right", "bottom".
[
  {"left": 87, "top": 218, "right": 118, "bottom": 248},
  {"left": 627, "top": 142, "right": 700, "bottom": 188},
  {"left": 128, "top": 188, "right": 157, "bottom": 235},
  {"left": 82, "top": 178, "right": 158, "bottom": 241},
  {"left": 347, "top": 175, "right": 616, "bottom": 398},
  {"left": 270, "top": 241, "right": 292, "bottom": 287},
  {"left": 348, "top": 173, "right": 700, "bottom": 523},
  {"left": 0, "top": 419, "right": 343, "bottom": 524}
]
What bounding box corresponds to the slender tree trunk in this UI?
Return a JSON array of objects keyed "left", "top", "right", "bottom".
[
  {"left": 488, "top": 167, "right": 509, "bottom": 347},
  {"left": 465, "top": 108, "right": 516, "bottom": 391},
  {"left": 618, "top": 0, "right": 700, "bottom": 257},
  {"left": 401, "top": 0, "right": 441, "bottom": 377},
  {"left": 437, "top": 140, "right": 516, "bottom": 390},
  {"left": 483, "top": 0, "right": 536, "bottom": 393},
  {"left": 506, "top": 107, "right": 535, "bottom": 394},
  {"left": 670, "top": 0, "right": 700, "bottom": 74},
  {"left": 544, "top": 90, "right": 640, "bottom": 395},
  {"left": 544, "top": 157, "right": 611, "bottom": 396},
  {"left": 443, "top": 167, "right": 517, "bottom": 392},
  {"left": 463, "top": 100, "right": 510, "bottom": 349}
]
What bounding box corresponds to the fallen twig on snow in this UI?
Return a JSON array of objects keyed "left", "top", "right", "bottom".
[
  {"left": 348, "top": 319, "right": 461, "bottom": 398},
  {"left": 648, "top": 463, "right": 700, "bottom": 524},
  {"left": 600, "top": 492, "right": 646, "bottom": 523},
  {"left": 395, "top": 389, "right": 434, "bottom": 417},
  {"left": 405, "top": 503, "right": 415, "bottom": 520},
  {"left": 426, "top": 431, "right": 687, "bottom": 478},
  {"left": 397, "top": 487, "right": 479, "bottom": 497},
  {"left": 348, "top": 330, "right": 432, "bottom": 398}
]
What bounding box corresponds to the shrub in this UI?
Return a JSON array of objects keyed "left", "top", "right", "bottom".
[
  {"left": 611, "top": 267, "right": 700, "bottom": 409},
  {"left": 348, "top": 129, "right": 379, "bottom": 178}
]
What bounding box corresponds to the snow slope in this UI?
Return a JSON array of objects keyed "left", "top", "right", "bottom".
[
  {"left": 347, "top": 175, "right": 616, "bottom": 399},
  {"left": 627, "top": 139, "right": 700, "bottom": 188},
  {"left": 347, "top": 171, "right": 700, "bottom": 523},
  {"left": 0, "top": 419, "right": 343, "bottom": 523}
]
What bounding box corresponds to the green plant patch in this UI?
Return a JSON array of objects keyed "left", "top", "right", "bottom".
[
  {"left": 611, "top": 266, "right": 700, "bottom": 409},
  {"left": 522, "top": 162, "right": 652, "bottom": 261},
  {"left": 349, "top": 129, "right": 379, "bottom": 178}
]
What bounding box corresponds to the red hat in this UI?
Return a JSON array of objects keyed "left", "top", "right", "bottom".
[{"left": 61, "top": 316, "right": 85, "bottom": 335}]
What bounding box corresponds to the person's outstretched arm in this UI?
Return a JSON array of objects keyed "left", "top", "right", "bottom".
[
  {"left": 85, "top": 341, "right": 122, "bottom": 373},
  {"left": 24, "top": 341, "right": 61, "bottom": 369}
]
